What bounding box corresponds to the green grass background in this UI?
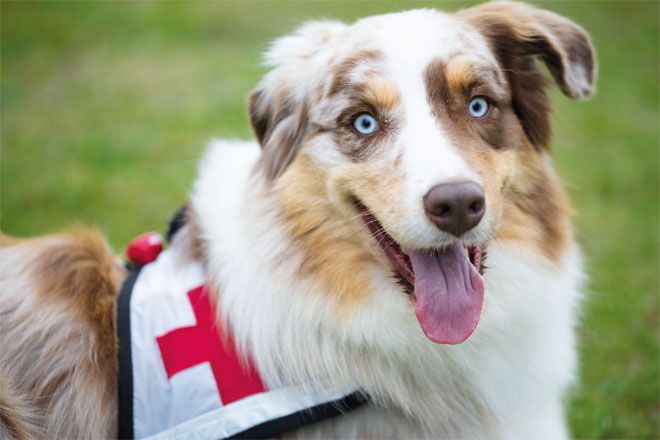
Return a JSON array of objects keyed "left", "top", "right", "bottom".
[{"left": 1, "top": 1, "right": 658, "bottom": 438}]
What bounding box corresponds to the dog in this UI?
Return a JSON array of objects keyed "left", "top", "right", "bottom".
[{"left": 0, "top": 2, "right": 596, "bottom": 438}]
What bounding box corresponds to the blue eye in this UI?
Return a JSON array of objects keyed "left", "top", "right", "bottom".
[
  {"left": 353, "top": 113, "right": 379, "bottom": 135},
  {"left": 468, "top": 97, "right": 489, "bottom": 118}
]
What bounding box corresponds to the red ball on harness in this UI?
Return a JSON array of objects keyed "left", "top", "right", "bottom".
[{"left": 126, "top": 232, "right": 163, "bottom": 266}]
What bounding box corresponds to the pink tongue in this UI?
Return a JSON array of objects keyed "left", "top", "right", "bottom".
[{"left": 410, "top": 245, "right": 484, "bottom": 344}]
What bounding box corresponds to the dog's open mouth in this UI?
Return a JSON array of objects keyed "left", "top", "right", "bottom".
[{"left": 356, "top": 202, "right": 485, "bottom": 345}]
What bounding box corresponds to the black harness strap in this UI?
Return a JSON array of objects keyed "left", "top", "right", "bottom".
[
  {"left": 227, "top": 391, "right": 368, "bottom": 439},
  {"left": 167, "top": 204, "right": 189, "bottom": 243},
  {"left": 117, "top": 267, "right": 142, "bottom": 440}
]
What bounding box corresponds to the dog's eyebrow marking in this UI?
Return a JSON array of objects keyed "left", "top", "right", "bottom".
[
  {"left": 445, "top": 58, "right": 479, "bottom": 94},
  {"left": 328, "top": 49, "right": 383, "bottom": 97},
  {"left": 361, "top": 78, "right": 400, "bottom": 112}
]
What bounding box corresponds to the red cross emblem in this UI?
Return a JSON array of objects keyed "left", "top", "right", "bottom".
[{"left": 156, "top": 286, "right": 266, "bottom": 404}]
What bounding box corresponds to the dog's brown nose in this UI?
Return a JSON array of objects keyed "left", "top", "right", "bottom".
[{"left": 423, "top": 181, "right": 485, "bottom": 236}]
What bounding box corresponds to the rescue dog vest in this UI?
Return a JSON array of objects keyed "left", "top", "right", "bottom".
[{"left": 116, "top": 230, "right": 366, "bottom": 439}]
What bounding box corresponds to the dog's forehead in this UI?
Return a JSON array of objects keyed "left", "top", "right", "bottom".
[{"left": 349, "top": 9, "right": 496, "bottom": 75}]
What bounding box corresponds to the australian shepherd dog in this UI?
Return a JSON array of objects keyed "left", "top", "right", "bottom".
[{"left": 0, "top": 2, "right": 596, "bottom": 438}]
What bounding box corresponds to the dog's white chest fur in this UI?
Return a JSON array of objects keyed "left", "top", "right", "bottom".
[{"left": 191, "top": 140, "right": 584, "bottom": 439}]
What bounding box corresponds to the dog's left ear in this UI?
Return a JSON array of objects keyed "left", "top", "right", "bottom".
[
  {"left": 248, "top": 21, "right": 347, "bottom": 180},
  {"left": 459, "top": 1, "right": 597, "bottom": 149}
]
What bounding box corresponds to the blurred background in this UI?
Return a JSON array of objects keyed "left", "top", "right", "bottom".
[{"left": 1, "top": 1, "right": 658, "bottom": 438}]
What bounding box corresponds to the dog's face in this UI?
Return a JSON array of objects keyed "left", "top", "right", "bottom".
[{"left": 249, "top": 2, "right": 595, "bottom": 344}]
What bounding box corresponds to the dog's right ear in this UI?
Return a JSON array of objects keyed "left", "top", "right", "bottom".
[{"left": 248, "top": 21, "right": 347, "bottom": 181}]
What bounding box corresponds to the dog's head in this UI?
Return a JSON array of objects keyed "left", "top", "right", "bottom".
[{"left": 248, "top": 2, "right": 596, "bottom": 345}]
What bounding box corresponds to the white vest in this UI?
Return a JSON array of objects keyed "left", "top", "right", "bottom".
[{"left": 116, "top": 246, "right": 365, "bottom": 439}]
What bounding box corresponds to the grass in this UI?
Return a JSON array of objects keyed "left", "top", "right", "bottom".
[{"left": 1, "top": 1, "right": 658, "bottom": 438}]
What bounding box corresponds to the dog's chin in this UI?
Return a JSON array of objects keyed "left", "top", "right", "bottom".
[{"left": 354, "top": 201, "right": 486, "bottom": 345}]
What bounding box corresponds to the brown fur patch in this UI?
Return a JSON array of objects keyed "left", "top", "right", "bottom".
[
  {"left": 275, "top": 157, "right": 377, "bottom": 312},
  {"left": 31, "top": 229, "right": 125, "bottom": 366},
  {"left": 444, "top": 58, "right": 478, "bottom": 96},
  {"left": 361, "top": 78, "right": 400, "bottom": 113},
  {"left": 497, "top": 151, "right": 572, "bottom": 261},
  {"left": 424, "top": 58, "right": 450, "bottom": 119},
  {"left": 251, "top": 89, "right": 311, "bottom": 181}
]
